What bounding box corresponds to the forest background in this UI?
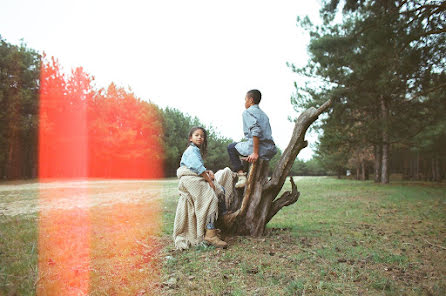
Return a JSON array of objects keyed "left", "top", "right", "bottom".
[
  {"left": 1, "top": 0, "right": 445, "bottom": 182},
  {"left": 0, "top": 37, "right": 326, "bottom": 180}
]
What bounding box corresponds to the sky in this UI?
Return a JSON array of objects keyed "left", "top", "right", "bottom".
[{"left": 1, "top": 0, "right": 323, "bottom": 160}]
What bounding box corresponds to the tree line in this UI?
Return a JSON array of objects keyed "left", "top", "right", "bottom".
[
  {"left": 0, "top": 36, "right": 242, "bottom": 179},
  {"left": 5, "top": 36, "right": 318, "bottom": 179},
  {"left": 292, "top": 0, "right": 445, "bottom": 182}
]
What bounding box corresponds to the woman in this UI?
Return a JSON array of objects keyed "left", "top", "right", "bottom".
[{"left": 173, "top": 127, "right": 235, "bottom": 249}]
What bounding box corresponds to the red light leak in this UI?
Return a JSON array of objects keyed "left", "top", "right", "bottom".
[
  {"left": 38, "top": 197, "right": 91, "bottom": 295},
  {"left": 39, "top": 58, "right": 163, "bottom": 179},
  {"left": 37, "top": 58, "right": 164, "bottom": 294}
]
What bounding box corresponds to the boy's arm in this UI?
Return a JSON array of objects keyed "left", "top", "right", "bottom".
[
  {"left": 246, "top": 136, "right": 259, "bottom": 163},
  {"left": 243, "top": 110, "right": 260, "bottom": 163}
]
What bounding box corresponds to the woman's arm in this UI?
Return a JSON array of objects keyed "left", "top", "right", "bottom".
[
  {"left": 205, "top": 170, "right": 215, "bottom": 180},
  {"left": 181, "top": 145, "right": 207, "bottom": 175},
  {"left": 201, "top": 171, "right": 216, "bottom": 191}
]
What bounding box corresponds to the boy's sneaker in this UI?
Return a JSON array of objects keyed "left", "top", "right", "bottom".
[{"left": 235, "top": 172, "right": 247, "bottom": 188}]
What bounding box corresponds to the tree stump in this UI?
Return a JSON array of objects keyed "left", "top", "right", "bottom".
[{"left": 218, "top": 99, "right": 332, "bottom": 236}]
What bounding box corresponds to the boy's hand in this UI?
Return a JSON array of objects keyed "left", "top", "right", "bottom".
[{"left": 246, "top": 152, "right": 259, "bottom": 163}]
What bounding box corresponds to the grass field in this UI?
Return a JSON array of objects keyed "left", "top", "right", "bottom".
[{"left": 1, "top": 177, "right": 445, "bottom": 295}]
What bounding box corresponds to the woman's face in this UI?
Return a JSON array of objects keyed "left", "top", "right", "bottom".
[{"left": 189, "top": 129, "right": 205, "bottom": 147}]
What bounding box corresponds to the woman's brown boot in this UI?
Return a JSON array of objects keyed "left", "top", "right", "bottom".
[{"left": 204, "top": 229, "right": 228, "bottom": 248}]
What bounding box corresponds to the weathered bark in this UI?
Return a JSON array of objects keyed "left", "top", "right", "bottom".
[{"left": 220, "top": 100, "right": 332, "bottom": 236}]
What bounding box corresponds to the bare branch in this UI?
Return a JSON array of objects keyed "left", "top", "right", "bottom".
[
  {"left": 239, "top": 161, "right": 258, "bottom": 216},
  {"left": 266, "top": 177, "right": 300, "bottom": 224},
  {"left": 400, "top": 3, "right": 446, "bottom": 15},
  {"left": 415, "top": 28, "right": 446, "bottom": 38},
  {"left": 222, "top": 161, "right": 258, "bottom": 227},
  {"left": 265, "top": 99, "right": 332, "bottom": 194}
]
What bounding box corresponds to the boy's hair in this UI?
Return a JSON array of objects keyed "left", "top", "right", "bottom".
[
  {"left": 247, "top": 89, "right": 261, "bottom": 104},
  {"left": 188, "top": 126, "right": 208, "bottom": 157}
]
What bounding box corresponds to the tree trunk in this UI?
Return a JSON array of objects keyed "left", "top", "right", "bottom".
[
  {"left": 416, "top": 152, "right": 420, "bottom": 180},
  {"left": 361, "top": 159, "right": 366, "bottom": 181},
  {"left": 6, "top": 128, "right": 21, "bottom": 179},
  {"left": 435, "top": 157, "right": 441, "bottom": 182},
  {"left": 381, "top": 142, "right": 389, "bottom": 183},
  {"left": 432, "top": 156, "right": 437, "bottom": 182},
  {"left": 411, "top": 156, "right": 417, "bottom": 180},
  {"left": 337, "top": 170, "right": 342, "bottom": 179},
  {"left": 374, "top": 144, "right": 382, "bottom": 183},
  {"left": 402, "top": 158, "right": 409, "bottom": 180},
  {"left": 219, "top": 100, "right": 332, "bottom": 236},
  {"left": 380, "top": 96, "right": 390, "bottom": 184},
  {"left": 423, "top": 158, "right": 429, "bottom": 181}
]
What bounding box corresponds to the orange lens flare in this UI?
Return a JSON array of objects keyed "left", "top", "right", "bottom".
[
  {"left": 38, "top": 57, "right": 164, "bottom": 294},
  {"left": 38, "top": 189, "right": 91, "bottom": 295}
]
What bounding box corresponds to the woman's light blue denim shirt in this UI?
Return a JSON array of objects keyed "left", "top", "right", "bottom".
[{"left": 180, "top": 143, "right": 206, "bottom": 175}]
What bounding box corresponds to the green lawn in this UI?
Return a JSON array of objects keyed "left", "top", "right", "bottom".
[{"left": 1, "top": 177, "right": 445, "bottom": 295}]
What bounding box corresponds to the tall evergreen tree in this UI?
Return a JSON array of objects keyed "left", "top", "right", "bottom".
[
  {"left": 292, "top": 0, "right": 445, "bottom": 183},
  {"left": 0, "top": 36, "right": 40, "bottom": 179}
]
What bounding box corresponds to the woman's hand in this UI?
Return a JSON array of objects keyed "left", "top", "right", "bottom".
[
  {"left": 201, "top": 170, "right": 216, "bottom": 191},
  {"left": 206, "top": 170, "right": 215, "bottom": 180},
  {"left": 208, "top": 180, "right": 216, "bottom": 191}
]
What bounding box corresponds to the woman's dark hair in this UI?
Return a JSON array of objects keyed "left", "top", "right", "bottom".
[{"left": 188, "top": 126, "right": 208, "bottom": 157}]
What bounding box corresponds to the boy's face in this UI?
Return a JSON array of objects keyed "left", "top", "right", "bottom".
[{"left": 245, "top": 95, "right": 254, "bottom": 109}]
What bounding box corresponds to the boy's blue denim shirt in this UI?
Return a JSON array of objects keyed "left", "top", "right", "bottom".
[
  {"left": 180, "top": 143, "right": 206, "bottom": 175},
  {"left": 235, "top": 104, "right": 277, "bottom": 160}
]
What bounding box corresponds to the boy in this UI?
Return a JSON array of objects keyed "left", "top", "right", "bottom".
[{"left": 227, "top": 89, "right": 277, "bottom": 188}]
